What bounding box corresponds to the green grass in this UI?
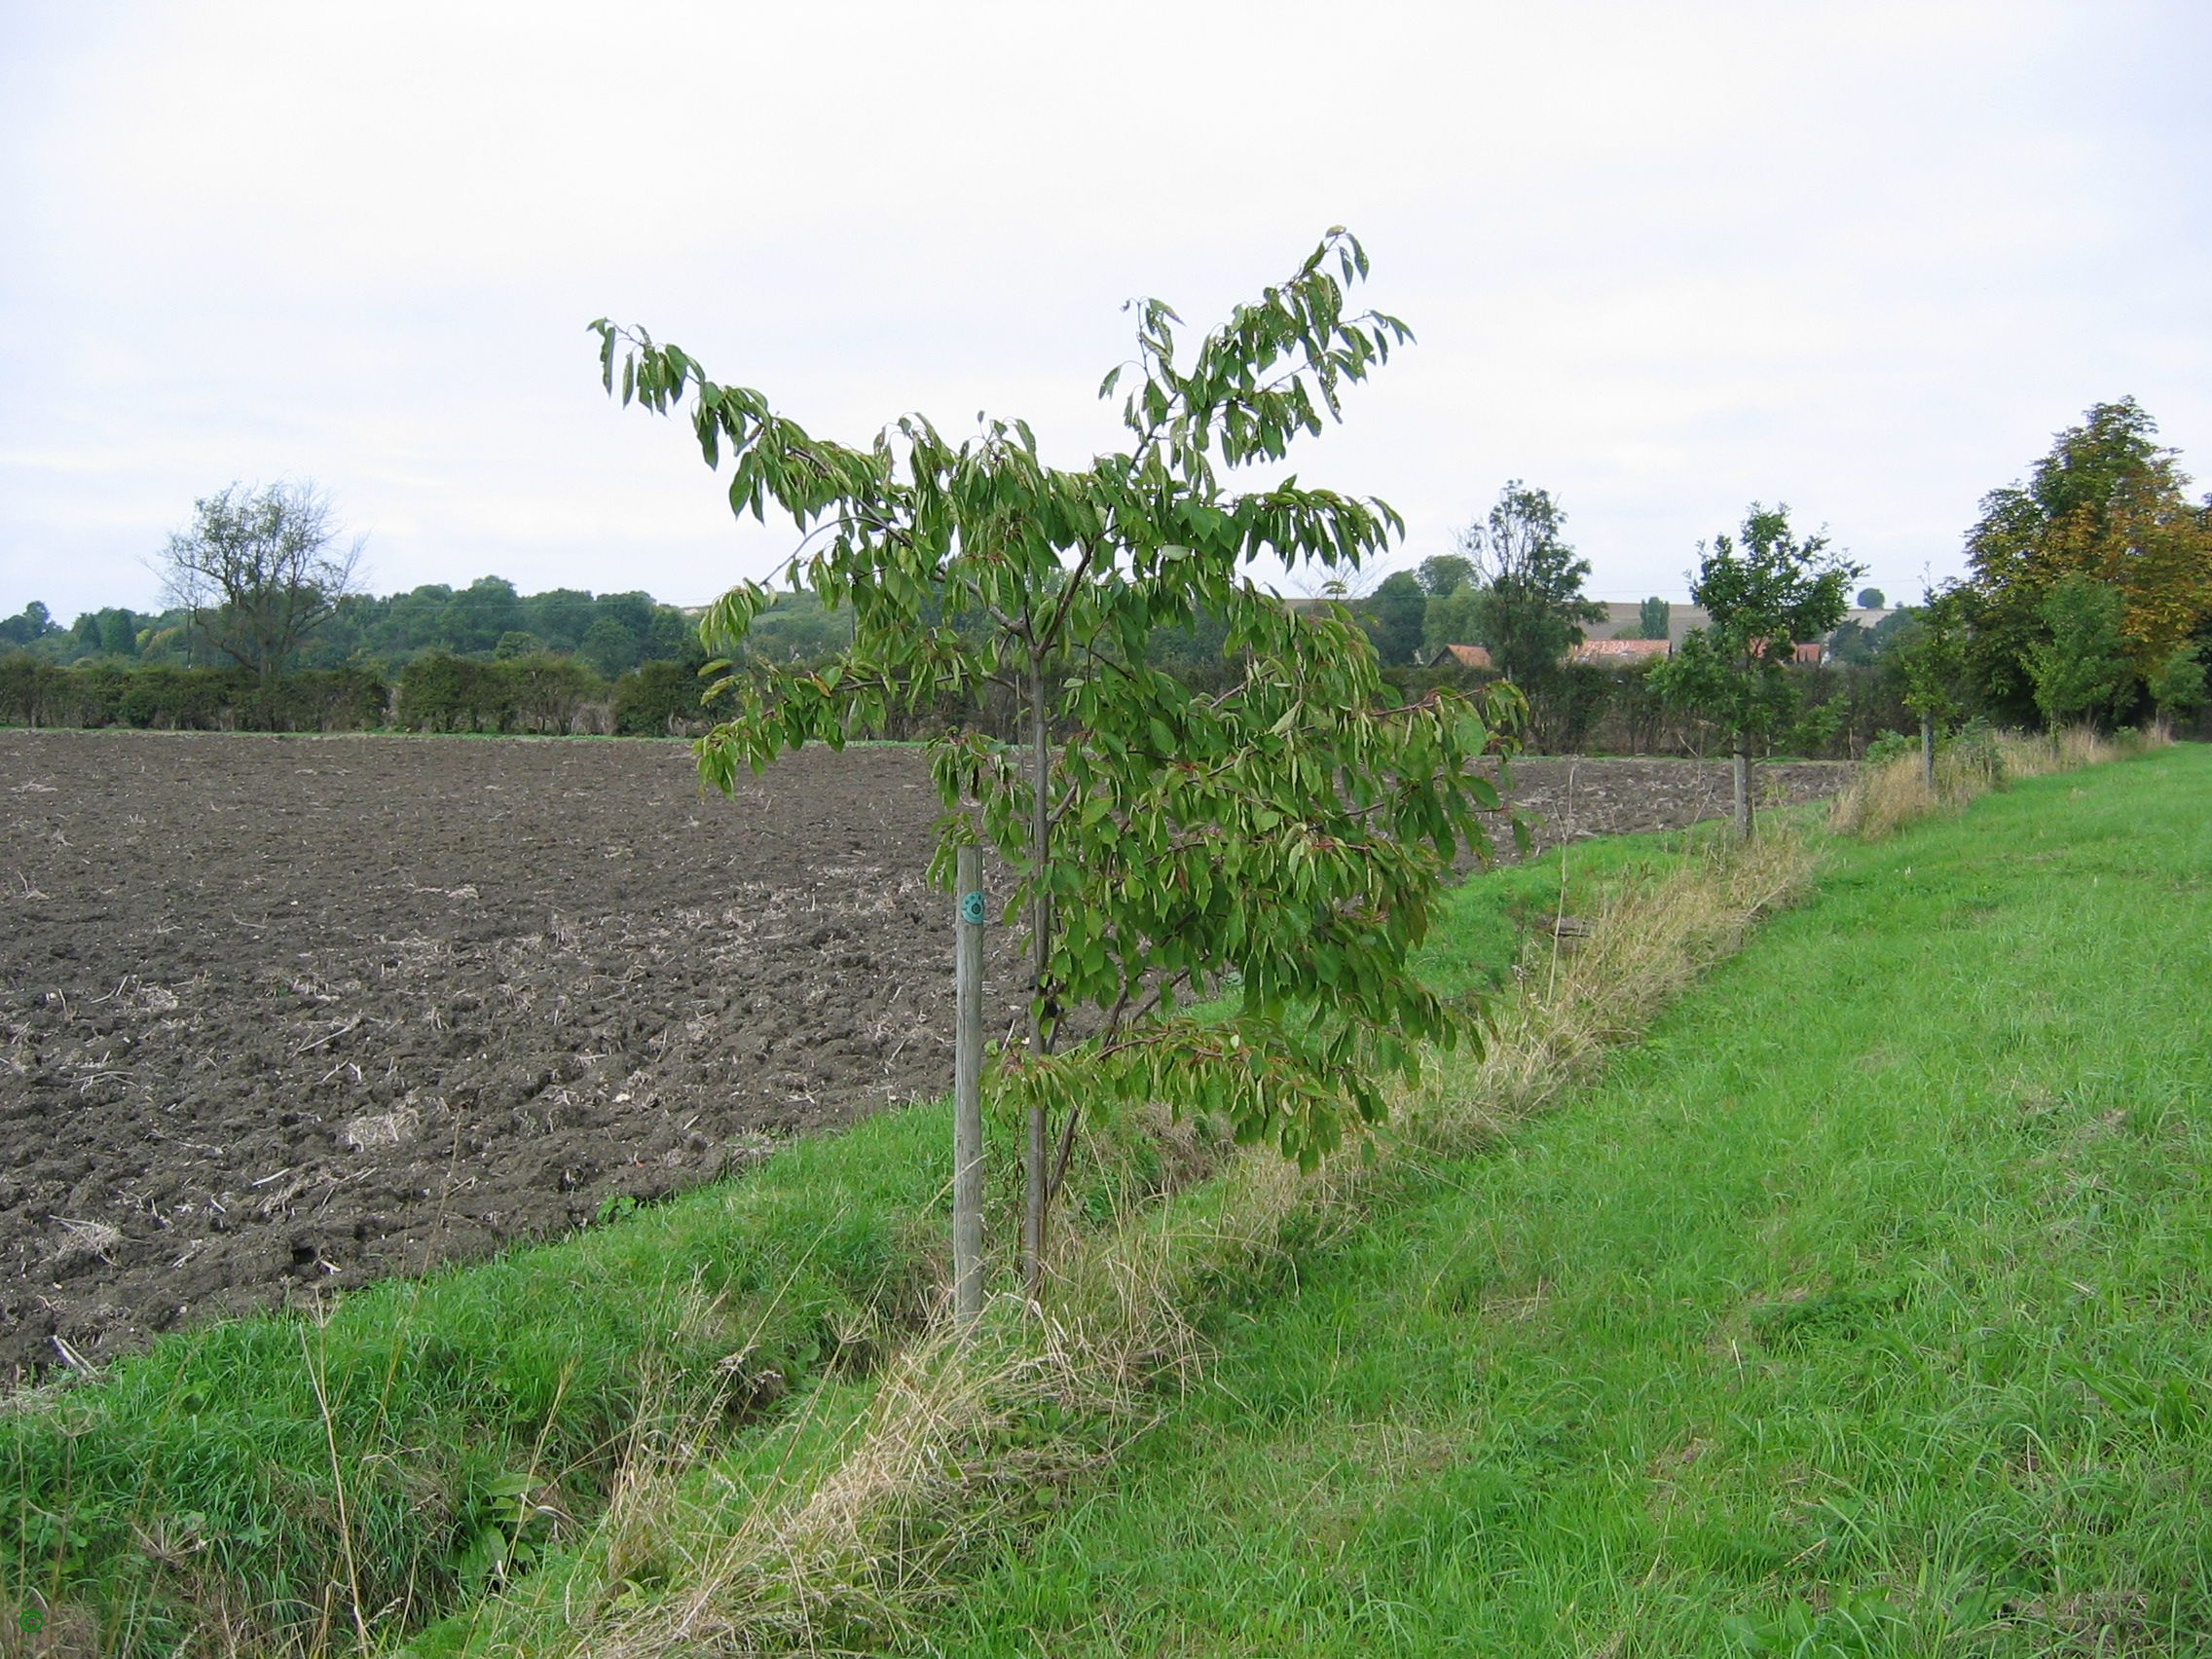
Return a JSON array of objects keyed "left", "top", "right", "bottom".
[
  {"left": 4, "top": 801, "right": 1651, "bottom": 1655},
  {"left": 897, "top": 746, "right": 2212, "bottom": 1656},
  {"left": 0, "top": 1108, "right": 956, "bottom": 1653}
]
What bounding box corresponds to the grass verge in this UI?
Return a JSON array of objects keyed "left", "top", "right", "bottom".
[
  {"left": 1829, "top": 722, "right": 2167, "bottom": 839},
  {"left": 405, "top": 818, "right": 1819, "bottom": 1656},
  {"left": 0, "top": 1111, "right": 954, "bottom": 1655},
  {"left": 895, "top": 742, "right": 2212, "bottom": 1655}
]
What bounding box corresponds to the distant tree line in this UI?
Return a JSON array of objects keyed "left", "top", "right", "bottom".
[
  {"left": 6, "top": 402, "right": 2205, "bottom": 750},
  {"left": 0, "top": 577, "right": 700, "bottom": 677}
]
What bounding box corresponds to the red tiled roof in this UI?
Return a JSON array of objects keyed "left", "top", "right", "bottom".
[{"left": 1429, "top": 644, "right": 1493, "bottom": 670}]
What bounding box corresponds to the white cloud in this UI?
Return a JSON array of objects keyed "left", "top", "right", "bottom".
[{"left": 2, "top": 0, "right": 2207, "bottom": 621}]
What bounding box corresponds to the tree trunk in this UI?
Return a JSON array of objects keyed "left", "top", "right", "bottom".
[
  {"left": 952, "top": 845, "right": 984, "bottom": 1325},
  {"left": 1920, "top": 714, "right": 1936, "bottom": 793},
  {"left": 1021, "top": 656, "right": 1051, "bottom": 1300},
  {"left": 1732, "top": 744, "right": 1751, "bottom": 841}
]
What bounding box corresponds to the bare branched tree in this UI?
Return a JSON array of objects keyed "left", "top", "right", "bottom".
[{"left": 159, "top": 481, "right": 366, "bottom": 679}]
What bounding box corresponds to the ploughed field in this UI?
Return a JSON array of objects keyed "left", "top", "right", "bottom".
[{"left": 0, "top": 731, "right": 1847, "bottom": 1378}]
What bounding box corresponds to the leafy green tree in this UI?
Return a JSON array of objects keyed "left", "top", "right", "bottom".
[
  {"left": 595, "top": 231, "right": 1519, "bottom": 1293},
  {"left": 645, "top": 605, "right": 698, "bottom": 664},
  {"left": 579, "top": 616, "right": 639, "bottom": 677},
  {"left": 1417, "top": 553, "right": 1475, "bottom": 597},
  {"left": 1419, "top": 587, "right": 1483, "bottom": 658},
  {"left": 526, "top": 587, "right": 599, "bottom": 650},
  {"left": 1637, "top": 596, "right": 1670, "bottom": 642},
  {"left": 594, "top": 590, "right": 657, "bottom": 645},
  {"left": 1826, "top": 619, "right": 1875, "bottom": 666},
  {"left": 97, "top": 608, "right": 139, "bottom": 657},
  {"left": 1869, "top": 609, "right": 1918, "bottom": 652},
  {"left": 0, "top": 601, "right": 56, "bottom": 647},
  {"left": 1359, "top": 571, "right": 1427, "bottom": 665},
  {"left": 1650, "top": 503, "right": 1861, "bottom": 836},
  {"left": 494, "top": 630, "right": 544, "bottom": 660},
  {"left": 1459, "top": 482, "right": 1604, "bottom": 687},
  {"left": 1856, "top": 586, "right": 1885, "bottom": 609},
  {"left": 1966, "top": 399, "right": 2212, "bottom": 718},
  {"left": 507, "top": 652, "right": 606, "bottom": 734},
  {"left": 1143, "top": 601, "right": 1232, "bottom": 670},
  {"left": 2026, "top": 575, "right": 2132, "bottom": 729},
  {"left": 375, "top": 584, "right": 453, "bottom": 657},
  {"left": 2146, "top": 644, "right": 2207, "bottom": 727},
  {"left": 441, "top": 576, "right": 526, "bottom": 655},
  {"left": 159, "top": 481, "right": 366, "bottom": 682}
]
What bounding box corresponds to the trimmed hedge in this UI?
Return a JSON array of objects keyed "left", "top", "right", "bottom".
[
  {"left": 1, "top": 649, "right": 1910, "bottom": 758},
  {"left": 0, "top": 659, "right": 388, "bottom": 731},
  {"left": 613, "top": 658, "right": 734, "bottom": 736},
  {"left": 394, "top": 652, "right": 610, "bottom": 735}
]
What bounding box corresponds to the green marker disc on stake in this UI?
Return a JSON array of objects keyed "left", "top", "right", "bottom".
[{"left": 960, "top": 891, "right": 985, "bottom": 925}]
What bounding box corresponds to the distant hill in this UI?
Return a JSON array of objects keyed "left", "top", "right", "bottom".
[{"left": 1588, "top": 601, "right": 1897, "bottom": 645}]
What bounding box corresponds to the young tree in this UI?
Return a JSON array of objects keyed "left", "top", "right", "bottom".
[
  {"left": 159, "top": 481, "right": 365, "bottom": 681},
  {"left": 2026, "top": 574, "right": 2132, "bottom": 729},
  {"left": 1637, "top": 596, "right": 1670, "bottom": 642},
  {"left": 1891, "top": 585, "right": 1972, "bottom": 788},
  {"left": 1458, "top": 482, "right": 1604, "bottom": 687},
  {"left": 593, "top": 231, "right": 1520, "bottom": 1297},
  {"left": 1650, "top": 504, "right": 1861, "bottom": 837},
  {"left": 2145, "top": 644, "right": 2207, "bottom": 728}
]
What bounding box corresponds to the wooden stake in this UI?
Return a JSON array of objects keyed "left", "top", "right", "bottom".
[{"left": 953, "top": 845, "right": 985, "bottom": 1325}]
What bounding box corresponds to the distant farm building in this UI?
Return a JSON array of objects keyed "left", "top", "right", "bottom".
[{"left": 1426, "top": 644, "right": 1493, "bottom": 670}]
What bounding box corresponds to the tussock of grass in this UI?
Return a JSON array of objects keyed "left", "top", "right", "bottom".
[
  {"left": 1830, "top": 722, "right": 2169, "bottom": 838},
  {"left": 426, "top": 824, "right": 1818, "bottom": 1657},
  {"left": 1412, "top": 826, "right": 1812, "bottom": 1146}
]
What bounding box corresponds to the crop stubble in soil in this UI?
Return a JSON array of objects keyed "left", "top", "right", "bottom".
[{"left": 0, "top": 731, "right": 1845, "bottom": 1376}]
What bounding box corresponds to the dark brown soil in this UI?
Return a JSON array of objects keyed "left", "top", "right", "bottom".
[
  {"left": 0, "top": 732, "right": 1848, "bottom": 1377},
  {"left": 1482, "top": 754, "right": 1851, "bottom": 864}
]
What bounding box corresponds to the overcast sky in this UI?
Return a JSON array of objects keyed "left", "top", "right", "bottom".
[{"left": 3, "top": 1, "right": 2207, "bottom": 624}]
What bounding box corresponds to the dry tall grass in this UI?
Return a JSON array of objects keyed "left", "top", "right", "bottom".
[
  {"left": 462, "top": 829, "right": 1819, "bottom": 1659},
  {"left": 1411, "top": 827, "right": 1814, "bottom": 1148},
  {"left": 1828, "top": 723, "right": 2168, "bottom": 839}
]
